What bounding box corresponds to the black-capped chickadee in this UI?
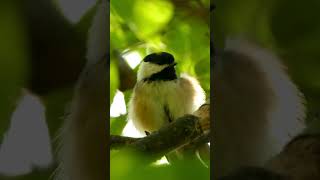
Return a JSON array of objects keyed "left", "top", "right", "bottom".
[
  {"left": 128, "top": 52, "right": 206, "bottom": 156},
  {"left": 213, "top": 37, "right": 306, "bottom": 178}
]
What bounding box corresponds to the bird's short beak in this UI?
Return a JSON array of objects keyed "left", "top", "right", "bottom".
[{"left": 170, "top": 62, "right": 177, "bottom": 67}]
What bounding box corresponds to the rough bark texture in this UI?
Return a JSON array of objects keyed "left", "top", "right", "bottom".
[
  {"left": 265, "top": 134, "right": 320, "bottom": 180},
  {"left": 110, "top": 104, "right": 210, "bottom": 162}
]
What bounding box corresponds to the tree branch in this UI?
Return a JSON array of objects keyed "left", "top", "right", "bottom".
[
  {"left": 265, "top": 134, "right": 320, "bottom": 180},
  {"left": 110, "top": 135, "right": 142, "bottom": 149},
  {"left": 218, "top": 134, "right": 320, "bottom": 179},
  {"left": 110, "top": 104, "right": 210, "bottom": 160},
  {"left": 182, "top": 132, "right": 210, "bottom": 152},
  {"left": 113, "top": 50, "right": 136, "bottom": 91}
]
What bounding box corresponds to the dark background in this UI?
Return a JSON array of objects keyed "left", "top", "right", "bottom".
[{"left": 213, "top": 0, "right": 320, "bottom": 132}]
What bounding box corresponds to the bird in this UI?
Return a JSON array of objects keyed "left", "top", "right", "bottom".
[
  {"left": 212, "top": 37, "right": 306, "bottom": 178},
  {"left": 128, "top": 52, "right": 206, "bottom": 161}
]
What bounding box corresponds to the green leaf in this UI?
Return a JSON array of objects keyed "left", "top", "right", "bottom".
[
  {"left": 133, "top": 0, "right": 173, "bottom": 38},
  {"left": 0, "top": 1, "right": 28, "bottom": 141},
  {"left": 214, "top": 0, "right": 275, "bottom": 46},
  {"left": 271, "top": 0, "right": 320, "bottom": 49},
  {"left": 164, "top": 18, "right": 210, "bottom": 76},
  {"left": 110, "top": 57, "right": 119, "bottom": 104},
  {"left": 195, "top": 59, "right": 210, "bottom": 93},
  {"left": 111, "top": 150, "right": 210, "bottom": 180},
  {"left": 123, "top": 89, "right": 133, "bottom": 105},
  {"left": 111, "top": 0, "right": 173, "bottom": 39},
  {"left": 110, "top": 115, "right": 127, "bottom": 135},
  {"left": 110, "top": 0, "right": 135, "bottom": 22}
]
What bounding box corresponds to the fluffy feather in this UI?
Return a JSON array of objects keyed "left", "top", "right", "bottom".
[
  {"left": 53, "top": 1, "right": 108, "bottom": 179},
  {"left": 129, "top": 61, "right": 205, "bottom": 134},
  {"left": 213, "top": 37, "right": 306, "bottom": 178}
]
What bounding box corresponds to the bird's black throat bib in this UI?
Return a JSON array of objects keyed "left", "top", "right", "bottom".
[{"left": 143, "top": 65, "right": 177, "bottom": 82}]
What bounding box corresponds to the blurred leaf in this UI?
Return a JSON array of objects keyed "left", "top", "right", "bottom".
[
  {"left": 268, "top": 0, "right": 320, "bottom": 114},
  {"left": 110, "top": 10, "right": 140, "bottom": 52},
  {"left": 110, "top": 115, "right": 127, "bottom": 135},
  {"left": 164, "top": 18, "right": 209, "bottom": 76},
  {"left": 0, "top": 1, "right": 28, "bottom": 141},
  {"left": 195, "top": 59, "right": 210, "bottom": 93},
  {"left": 214, "top": 0, "right": 275, "bottom": 46},
  {"left": 111, "top": 149, "right": 209, "bottom": 180},
  {"left": 123, "top": 89, "right": 133, "bottom": 105},
  {"left": 214, "top": 0, "right": 320, "bottom": 133},
  {"left": 110, "top": 58, "right": 119, "bottom": 104},
  {"left": 110, "top": 12, "right": 129, "bottom": 50},
  {"left": 201, "top": 0, "right": 210, "bottom": 7},
  {"left": 271, "top": 0, "right": 320, "bottom": 49},
  {"left": 110, "top": 0, "right": 135, "bottom": 22},
  {"left": 164, "top": 20, "right": 192, "bottom": 60},
  {"left": 133, "top": 0, "right": 173, "bottom": 38},
  {"left": 111, "top": 0, "right": 173, "bottom": 39}
]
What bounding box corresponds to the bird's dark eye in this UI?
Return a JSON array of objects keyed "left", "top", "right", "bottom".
[{"left": 143, "top": 52, "right": 175, "bottom": 65}]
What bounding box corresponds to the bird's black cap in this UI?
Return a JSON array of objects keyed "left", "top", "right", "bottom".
[{"left": 143, "top": 52, "right": 175, "bottom": 65}]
